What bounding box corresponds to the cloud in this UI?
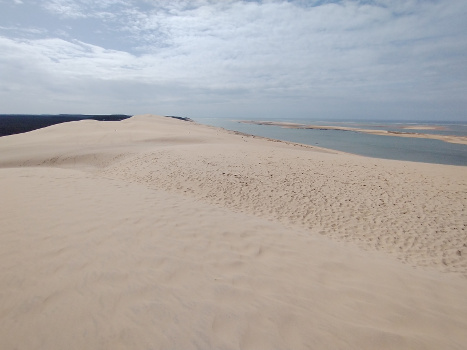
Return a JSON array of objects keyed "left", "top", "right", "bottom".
[
  {"left": 0, "top": 0, "right": 466, "bottom": 119},
  {"left": 42, "top": 0, "right": 134, "bottom": 20}
]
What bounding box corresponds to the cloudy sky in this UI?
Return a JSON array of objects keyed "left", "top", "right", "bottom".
[{"left": 0, "top": 0, "right": 466, "bottom": 120}]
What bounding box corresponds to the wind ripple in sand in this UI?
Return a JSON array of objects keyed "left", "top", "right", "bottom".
[
  {"left": 2, "top": 167, "right": 467, "bottom": 350},
  {"left": 100, "top": 143, "right": 467, "bottom": 275}
]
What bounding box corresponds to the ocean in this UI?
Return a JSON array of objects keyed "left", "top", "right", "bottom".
[{"left": 193, "top": 117, "right": 467, "bottom": 166}]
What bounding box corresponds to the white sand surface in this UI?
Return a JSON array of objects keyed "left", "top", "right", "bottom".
[{"left": 1, "top": 114, "right": 466, "bottom": 349}]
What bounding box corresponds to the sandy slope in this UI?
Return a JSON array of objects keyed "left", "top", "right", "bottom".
[{"left": 1, "top": 114, "right": 466, "bottom": 349}]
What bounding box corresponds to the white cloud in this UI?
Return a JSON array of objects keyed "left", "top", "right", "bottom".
[
  {"left": 42, "top": 0, "right": 85, "bottom": 18},
  {"left": 0, "top": 0, "right": 466, "bottom": 119},
  {"left": 42, "top": 0, "right": 132, "bottom": 19}
]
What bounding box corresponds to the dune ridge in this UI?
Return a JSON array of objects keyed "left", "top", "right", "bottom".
[{"left": 1, "top": 114, "right": 466, "bottom": 349}]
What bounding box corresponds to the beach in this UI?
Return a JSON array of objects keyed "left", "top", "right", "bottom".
[{"left": 1, "top": 114, "right": 466, "bottom": 349}]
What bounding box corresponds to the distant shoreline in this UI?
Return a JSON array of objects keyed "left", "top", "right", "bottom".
[{"left": 239, "top": 120, "right": 467, "bottom": 145}]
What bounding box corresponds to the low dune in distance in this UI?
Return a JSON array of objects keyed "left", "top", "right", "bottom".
[{"left": 1, "top": 114, "right": 466, "bottom": 349}]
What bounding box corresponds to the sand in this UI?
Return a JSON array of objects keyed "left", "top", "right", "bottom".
[
  {"left": 1, "top": 114, "right": 466, "bottom": 349},
  {"left": 400, "top": 125, "right": 446, "bottom": 131},
  {"left": 240, "top": 120, "right": 467, "bottom": 145}
]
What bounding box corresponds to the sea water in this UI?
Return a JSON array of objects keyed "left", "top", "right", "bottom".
[{"left": 193, "top": 117, "right": 467, "bottom": 166}]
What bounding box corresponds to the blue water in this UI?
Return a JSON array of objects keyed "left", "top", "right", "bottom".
[{"left": 193, "top": 117, "right": 467, "bottom": 166}]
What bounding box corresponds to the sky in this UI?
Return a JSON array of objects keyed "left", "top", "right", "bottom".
[{"left": 0, "top": 0, "right": 466, "bottom": 121}]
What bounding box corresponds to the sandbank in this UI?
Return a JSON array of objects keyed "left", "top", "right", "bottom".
[
  {"left": 400, "top": 125, "right": 446, "bottom": 130},
  {"left": 240, "top": 120, "right": 467, "bottom": 145}
]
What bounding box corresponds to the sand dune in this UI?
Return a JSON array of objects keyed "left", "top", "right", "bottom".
[{"left": 1, "top": 115, "right": 466, "bottom": 349}]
